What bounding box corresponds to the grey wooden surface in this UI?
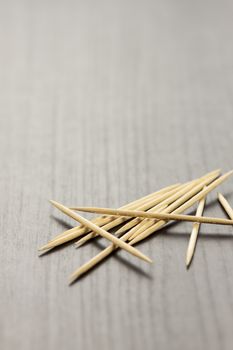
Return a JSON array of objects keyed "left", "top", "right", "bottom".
[{"left": 1, "top": 1, "right": 233, "bottom": 349}]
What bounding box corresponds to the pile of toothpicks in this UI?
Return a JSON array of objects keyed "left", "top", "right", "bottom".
[{"left": 39, "top": 169, "right": 233, "bottom": 284}]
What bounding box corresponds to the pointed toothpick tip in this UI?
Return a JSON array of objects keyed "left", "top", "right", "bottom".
[
  {"left": 50, "top": 199, "right": 58, "bottom": 206},
  {"left": 38, "top": 249, "right": 48, "bottom": 257},
  {"left": 38, "top": 245, "right": 49, "bottom": 251},
  {"left": 68, "top": 274, "right": 78, "bottom": 285},
  {"left": 226, "top": 169, "right": 233, "bottom": 177},
  {"left": 186, "top": 257, "right": 191, "bottom": 269}
]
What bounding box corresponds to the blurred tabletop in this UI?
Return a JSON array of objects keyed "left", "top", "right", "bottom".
[{"left": 1, "top": 1, "right": 233, "bottom": 349}]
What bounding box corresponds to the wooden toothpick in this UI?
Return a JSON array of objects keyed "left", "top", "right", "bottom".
[
  {"left": 126, "top": 181, "right": 198, "bottom": 240},
  {"left": 74, "top": 202, "right": 168, "bottom": 248},
  {"left": 186, "top": 195, "right": 206, "bottom": 267},
  {"left": 42, "top": 170, "right": 219, "bottom": 250},
  {"left": 131, "top": 170, "right": 233, "bottom": 245},
  {"left": 218, "top": 193, "right": 233, "bottom": 219},
  {"left": 68, "top": 170, "right": 229, "bottom": 283},
  {"left": 43, "top": 183, "right": 179, "bottom": 247},
  {"left": 42, "top": 184, "right": 180, "bottom": 251},
  {"left": 114, "top": 183, "right": 188, "bottom": 236},
  {"left": 128, "top": 170, "right": 223, "bottom": 243},
  {"left": 68, "top": 187, "right": 207, "bottom": 283},
  {"left": 40, "top": 200, "right": 153, "bottom": 264},
  {"left": 71, "top": 183, "right": 179, "bottom": 213},
  {"left": 69, "top": 206, "right": 233, "bottom": 226},
  {"left": 70, "top": 170, "right": 232, "bottom": 230},
  {"left": 68, "top": 171, "right": 216, "bottom": 248},
  {"left": 74, "top": 182, "right": 193, "bottom": 246},
  {"left": 69, "top": 226, "right": 139, "bottom": 284},
  {"left": 127, "top": 170, "right": 223, "bottom": 242},
  {"left": 114, "top": 169, "right": 220, "bottom": 236},
  {"left": 66, "top": 172, "right": 223, "bottom": 283},
  {"left": 44, "top": 171, "right": 218, "bottom": 256},
  {"left": 73, "top": 184, "right": 182, "bottom": 248}
]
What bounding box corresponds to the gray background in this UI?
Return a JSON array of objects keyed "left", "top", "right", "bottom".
[{"left": 1, "top": 1, "right": 233, "bottom": 349}]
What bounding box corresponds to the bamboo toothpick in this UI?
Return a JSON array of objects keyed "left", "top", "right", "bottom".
[
  {"left": 71, "top": 183, "right": 179, "bottom": 212},
  {"left": 114, "top": 183, "right": 190, "bottom": 236},
  {"left": 70, "top": 171, "right": 231, "bottom": 229},
  {"left": 73, "top": 183, "right": 182, "bottom": 248},
  {"left": 42, "top": 184, "right": 181, "bottom": 251},
  {"left": 78, "top": 181, "right": 196, "bottom": 247},
  {"left": 40, "top": 200, "right": 152, "bottom": 264},
  {"left": 46, "top": 169, "right": 220, "bottom": 253},
  {"left": 69, "top": 226, "right": 140, "bottom": 284},
  {"left": 125, "top": 181, "right": 199, "bottom": 240},
  {"left": 43, "top": 183, "right": 179, "bottom": 246},
  {"left": 75, "top": 203, "right": 168, "bottom": 248},
  {"left": 41, "top": 170, "right": 219, "bottom": 250},
  {"left": 69, "top": 206, "right": 233, "bottom": 226},
  {"left": 69, "top": 170, "right": 220, "bottom": 268},
  {"left": 115, "top": 170, "right": 220, "bottom": 236},
  {"left": 131, "top": 170, "right": 233, "bottom": 245},
  {"left": 186, "top": 195, "right": 206, "bottom": 267},
  {"left": 127, "top": 170, "right": 222, "bottom": 242},
  {"left": 68, "top": 170, "right": 229, "bottom": 283},
  {"left": 218, "top": 193, "right": 233, "bottom": 219}
]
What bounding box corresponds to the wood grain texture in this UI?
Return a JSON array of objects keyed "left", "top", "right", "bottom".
[{"left": 0, "top": 1, "right": 233, "bottom": 349}]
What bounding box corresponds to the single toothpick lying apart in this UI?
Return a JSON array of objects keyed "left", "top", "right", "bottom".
[
  {"left": 186, "top": 195, "right": 206, "bottom": 268},
  {"left": 41, "top": 200, "right": 152, "bottom": 264},
  {"left": 218, "top": 193, "right": 233, "bottom": 219}
]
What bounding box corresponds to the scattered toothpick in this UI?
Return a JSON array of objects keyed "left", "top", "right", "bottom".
[
  {"left": 73, "top": 183, "right": 181, "bottom": 248},
  {"left": 68, "top": 171, "right": 233, "bottom": 228},
  {"left": 69, "top": 223, "right": 141, "bottom": 284},
  {"left": 130, "top": 170, "right": 231, "bottom": 245},
  {"left": 218, "top": 193, "right": 233, "bottom": 219},
  {"left": 42, "top": 200, "right": 152, "bottom": 264},
  {"left": 186, "top": 195, "right": 206, "bottom": 268},
  {"left": 114, "top": 183, "right": 187, "bottom": 236},
  {"left": 69, "top": 206, "right": 233, "bottom": 226},
  {"left": 41, "top": 183, "right": 179, "bottom": 250},
  {"left": 68, "top": 170, "right": 220, "bottom": 282},
  {"left": 39, "top": 168, "right": 233, "bottom": 284},
  {"left": 115, "top": 170, "right": 218, "bottom": 236}
]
